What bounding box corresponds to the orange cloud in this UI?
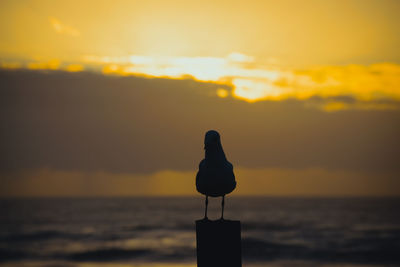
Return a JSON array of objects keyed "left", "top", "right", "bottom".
[
  {"left": 27, "top": 59, "right": 60, "bottom": 70},
  {"left": 1, "top": 62, "right": 22, "bottom": 69},
  {"left": 216, "top": 88, "right": 229, "bottom": 98},
  {"left": 84, "top": 53, "right": 400, "bottom": 109},
  {"left": 65, "top": 64, "right": 84, "bottom": 72}
]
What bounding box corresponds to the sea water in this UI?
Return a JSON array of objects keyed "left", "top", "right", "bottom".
[{"left": 0, "top": 197, "right": 399, "bottom": 267}]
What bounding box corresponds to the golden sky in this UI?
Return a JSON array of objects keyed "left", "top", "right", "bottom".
[
  {"left": 1, "top": 0, "right": 400, "bottom": 196},
  {"left": 1, "top": 0, "right": 399, "bottom": 63},
  {"left": 1, "top": 0, "right": 400, "bottom": 105}
]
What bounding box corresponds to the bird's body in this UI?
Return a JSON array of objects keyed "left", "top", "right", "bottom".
[
  {"left": 196, "top": 159, "right": 236, "bottom": 197},
  {"left": 196, "top": 130, "right": 236, "bottom": 219}
]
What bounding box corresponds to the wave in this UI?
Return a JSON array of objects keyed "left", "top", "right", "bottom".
[
  {"left": 2, "top": 236, "right": 399, "bottom": 265},
  {"left": 0, "top": 248, "right": 31, "bottom": 262},
  {"left": 66, "top": 248, "right": 151, "bottom": 262},
  {"left": 242, "top": 222, "right": 303, "bottom": 231},
  {"left": 123, "top": 223, "right": 195, "bottom": 232},
  {"left": 0, "top": 230, "right": 90, "bottom": 242}
]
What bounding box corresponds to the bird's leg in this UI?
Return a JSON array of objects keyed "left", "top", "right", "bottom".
[
  {"left": 204, "top": 195, "right": 209, "bottom": 219},
  {"left": 221, "top": 195, "right": 225, "bottom": 220}
]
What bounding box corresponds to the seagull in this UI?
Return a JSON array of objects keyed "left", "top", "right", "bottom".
[{"left": 196, "top": 130, "right": 236, "bottom": 220}]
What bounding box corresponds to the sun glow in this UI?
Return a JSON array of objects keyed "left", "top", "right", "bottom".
[{"left": 84, "top": 53, "right": 288, "bottom": 101}]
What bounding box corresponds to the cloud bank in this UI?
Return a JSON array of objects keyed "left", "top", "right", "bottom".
[{"left": 1, "top": 69, "right": 399, "bottom": 175}]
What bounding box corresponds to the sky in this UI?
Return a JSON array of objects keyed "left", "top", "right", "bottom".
[{"left": 0, "top": 0, "right": 399, "bottom": 196}]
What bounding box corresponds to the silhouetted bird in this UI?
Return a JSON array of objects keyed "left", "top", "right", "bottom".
[{"left": 196, "top": 130, "right": 236, "bottom": 219}]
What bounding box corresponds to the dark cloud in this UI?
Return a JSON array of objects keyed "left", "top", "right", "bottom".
[
  {"left": 308, "top": 95, "right": 357, "bottom": 104},
  {"left": 1, "top": 69, "right": 399, "bottom": 174}
]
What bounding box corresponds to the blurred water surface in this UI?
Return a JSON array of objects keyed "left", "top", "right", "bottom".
[{"left": 0, "top": 197, "right": 399, "bottom": 266}]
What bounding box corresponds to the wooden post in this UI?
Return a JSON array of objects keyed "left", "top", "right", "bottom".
[{"left": 196, "top": 219, "right": 242, "bottom": 267}]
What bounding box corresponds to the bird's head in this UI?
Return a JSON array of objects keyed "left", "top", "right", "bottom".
[{"left": 204, "top": 130, "right": 221, "bottom": 150}]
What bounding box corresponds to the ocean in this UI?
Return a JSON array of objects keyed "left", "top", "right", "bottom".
[{"left": 0, "top": 197, "right": 399, "bottom": 267}]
